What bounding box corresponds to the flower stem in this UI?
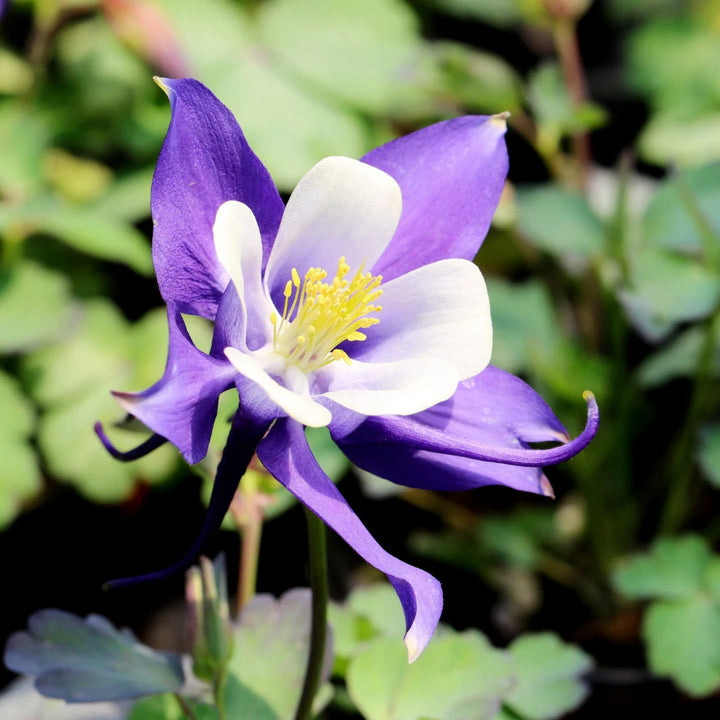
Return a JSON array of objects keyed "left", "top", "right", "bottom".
[
  {"left": 174, "top": 693, "right": 196, "bottom": 719},
  {"left": 552, "top": 15, "right": 592, "bottom": 189},
  {"left": 230, "top": 490, "right": 264, "bottom": 618},
  {"left": 295, "top": 508, "right": 328, "bottom": 720}
]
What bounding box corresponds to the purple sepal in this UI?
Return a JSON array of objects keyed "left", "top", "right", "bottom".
[
  {"left": 105, "top": 413, "right": 269, "bottom": 590},
  {"left": 151, "top": 78, "right": 284, "bottom": 319},
  {"left": 257, "top": 418, "right": 443, "bottom": 662},
  {"left": 335, "top": 367, "right": 598, "bottom": 496},
  {"left": 363, "top": 115, "right": 508, "bottom": 282},
  {"left": 112, "top": 305, "right": 235, "bottom": 465}
]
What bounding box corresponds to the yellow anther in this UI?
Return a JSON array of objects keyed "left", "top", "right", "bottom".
[
  {"left": 331, "top": 349, "right": 352, "bottom": 365},
  {"left": 271, "top": 257, "right": 383, "bottom": 372}
]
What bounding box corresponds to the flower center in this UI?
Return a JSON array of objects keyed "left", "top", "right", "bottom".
[{"left": 270, "top": 257, "right": 383, "bottom": 372}]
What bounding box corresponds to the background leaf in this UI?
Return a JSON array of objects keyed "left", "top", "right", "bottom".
[
  {"left": 4, "top": 610, "right": 184, "bottom": 702},
  {"left": 224, "top": 589, "right": 333, "bottom": 720},
  {"left": 347, "top": 632, "right": 513, "bottom": 720},
  {"left": 496, "top": 633, "right": 593, "bottom": 720}
]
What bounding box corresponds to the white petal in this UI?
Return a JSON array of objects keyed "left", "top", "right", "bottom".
[
  {"left": 225, "top": 347, "right": 332, "bottom": 428},
  {"left": 264, "top": 157, "right": 402, "bottom": 298},
  {"left": 349, "top": 258, "right": 492, "bottom": 380},
  {"left": 213, "top": 201, "right": 272, "bottom": 347},
  {"left": 319, "top": 358, "right": 459, "bottom": 417}
]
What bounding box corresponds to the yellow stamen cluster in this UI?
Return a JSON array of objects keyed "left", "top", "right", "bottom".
[{"left": 270, "top": 257, "right": 383, "bottom": 372}]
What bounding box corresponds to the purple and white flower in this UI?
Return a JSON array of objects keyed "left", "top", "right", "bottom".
[{"left": 97, "top": 78, "right": 598, "bottom": 661}]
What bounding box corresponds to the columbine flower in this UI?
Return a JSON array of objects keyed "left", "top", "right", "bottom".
[{"left": 96, "top": 78, "right": 598, "bottom": 662}]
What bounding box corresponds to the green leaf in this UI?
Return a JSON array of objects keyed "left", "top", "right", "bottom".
[
  {"left": 23, "top": 301, "right": 178, "bottom": 502},
  {"left": 258, "top": 0, "right": 433, "bottom": 117},
  {"left": 432, "top": 42, "right": 522, "bottom": 114},
  {"left": 607, "top": 0, "right": 682, "bottom": 20},
  {"left": 477, "top": 508, "right": 559, "bottom": 570},
  {"left": 0, "top": 370, "right": 42, "bottom": 528},
  {"left": 347, "top": 584, "right": 407, "bottom": 641},
  {"left": 153, "top": 0, "right": 368, "bottom": 190},
  {"left": 1, "top": 195, "right": 153, "bottom": 274},
  {"left": 619, "top": 248, "right": 720, "bottom": 341},
  {"left": 129, "top": 696, "right": 220, "bottom": 720},
  {"left": 498, "top": 633, "right": 593, "bottom": 720},
  {"left": 306, "top": 426, "right": 351, "bottom": 482},
  {"left": 0, "top": 47, "right": 34, "bottom": 95},
  {"left": 90, "top": 168, "right": 154, "bottom": 223},
  {"left": 613, "top": 535, "right": 712, "bottom": 600},
  {"left": 355, "top": 467, "right": 405, "bottom": 499},
  {"left": 224, "top": 589, "right": 332, "bottom": 720},
  {"left": 129, "top": 694, "right": 215, "bottom": 720},
  {"left": 347, "top": 632, "right": 513, "bottom": 720},
  {"left": 516, "top": 185, "right": 606, "bottom": 265},
  {"left": 0, "top": 102, "right": 50, "bottom": 199},
  {"left": 628, "top": 19, "right": 720, "bottom": 118},
  {"left": 5, "top": 610, "right": 184, "bottom": 702},
  {"left": 484, "top": 278, "right": 561, "bottom": 375},
  {"left": 698, "top": 424, "right": 720, "bottom": 488},
  {"left": 0, "top": 261, "right": 74, "bottom": 353},
  {"left": 643, "top": 596, "right": 720, "bottom": 696},
  {"left": 418, "top": 0, "right": 524, "bottom": 26},
  {"left": 636, "top": 320, "right": 720, "bottom": 387},
  {"left": 643, "top": 163, "right": 720, "bottom": 256},
  {"left": 526, "top": 63, "right": 607, "bottom": 140},
  {"left": 638, "top": 112, "right": 720, "bottom": 168}
]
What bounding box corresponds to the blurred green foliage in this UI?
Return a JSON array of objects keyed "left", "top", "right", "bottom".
[{"left": 2, "top": 0, "right": 720, "bottom": 715}]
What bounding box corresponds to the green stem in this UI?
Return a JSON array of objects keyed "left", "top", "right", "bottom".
[
  {"left": 214, "top": 667, "right": 229, "bottom": 720},
  {"left": 659, "top": 314, "right": 718, "bottom": 535},
  {"left": 295, "top": 509, "right": 328, "bottom": 720}
]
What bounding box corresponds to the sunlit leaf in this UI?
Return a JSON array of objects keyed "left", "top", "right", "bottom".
[
  {"left": 497, "top": 633, "right": 593, "bottom": 720},
  {"left": 416, "top": 0, "right": 524, "bottom": 26},
  {"left": 613, "top": 535, "right": 712, "bottom": 600},
  {"left": 0, "top": 370, "right": 42, "bottom": 528},
  {"left": 639, "top": 113, "right": 720, "bottom": 168},
  {"left": 643, "top": 597, "right": 720, "bottom": 696},
  {"left": 1, "top": 195, "right": 153, "bottom": 275},
  {"left": 23, "top": 301, "right": 178, "bottom": 502},
  {"left": 152, "top": 0, "right": 368, "bottom": 190},
  {"left": 224, "top": 589, "right": 333, "bottom": 720},
  {"left": 258, "top": 0, "right": 434, "bottom": 117},
  {"left": 0, "top": 261, "right": 74, "bottom": 353},
  {"left": 347, "top": 632, "right": 513, "bottom": 720}
]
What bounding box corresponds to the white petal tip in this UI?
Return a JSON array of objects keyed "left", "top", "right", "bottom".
[
  {"left": 540, "top": 475, "right": 555, "bottom": 499},
  {"left": 490, "top": 112, "right": 510, "bottom": 131},
  {"left": 404, "top": 633, "right": 425, "bottom": 664}
]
